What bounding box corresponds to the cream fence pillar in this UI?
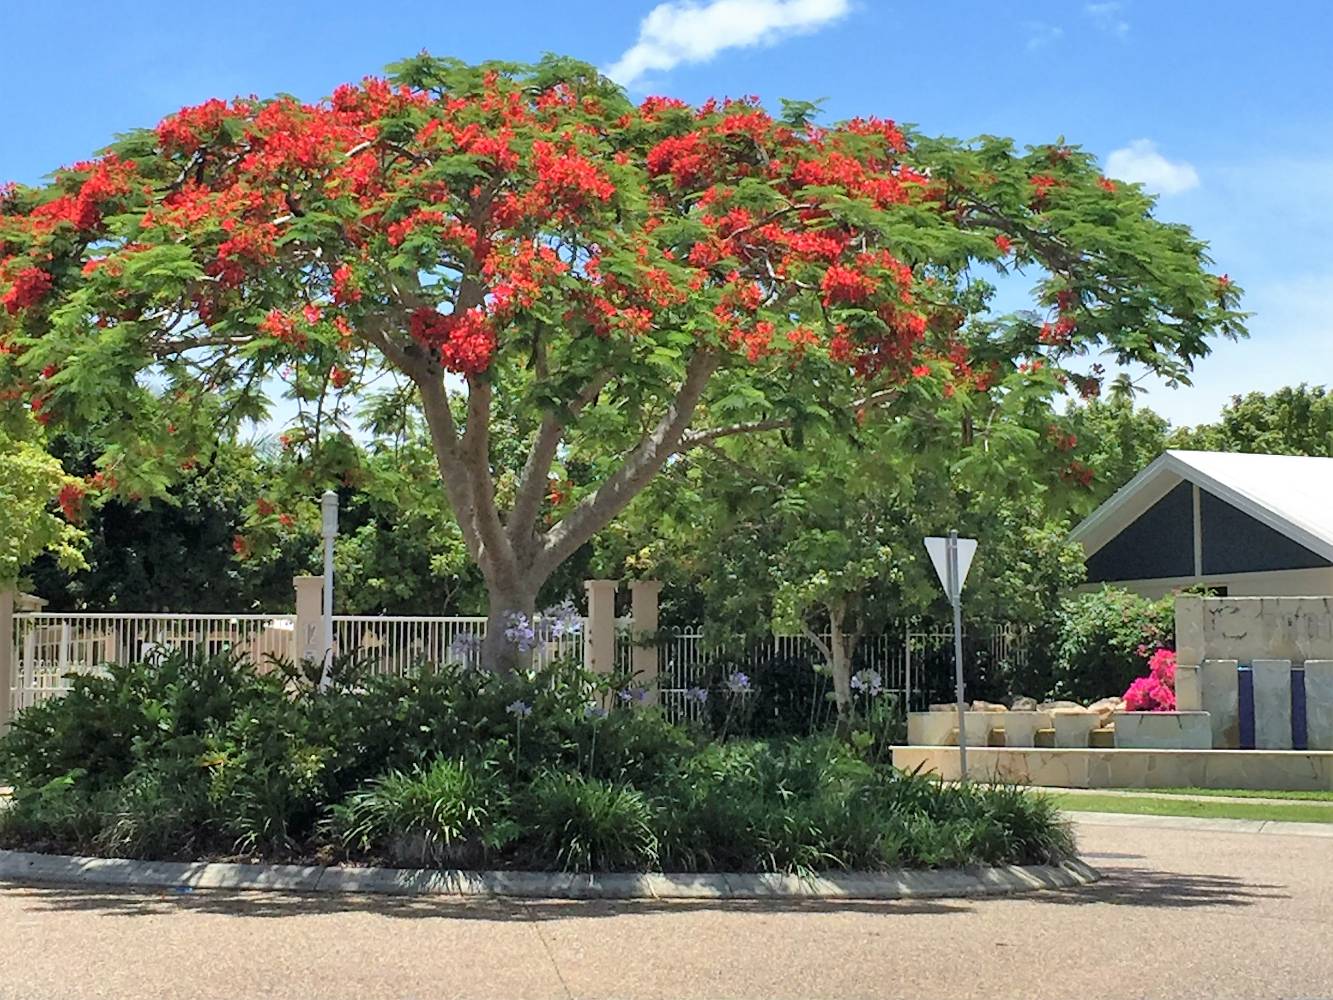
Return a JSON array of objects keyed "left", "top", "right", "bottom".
[
  {"left": 0, "top": 589, "right": 13, "bottom": 730},
  {"left": 1174, "top": 595, "right": 1206, "bottom": 712},
  {"left": 293, "top": 575, "right": 325, "bottom": 664},
  {"left": 583, "top": 579, "right": 619, "bottom": 675},
  {"left": 629, "top": 580, "right": 663, "bottom": 702}
]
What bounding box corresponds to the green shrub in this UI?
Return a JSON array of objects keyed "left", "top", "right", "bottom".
[
  {"left": 0, "top": 650, "right": 1074, "bottom": 873},
  {"left": 1047, "top": 587, "right": 1174, "bottom": 701},
  {"left": 332, "top": 756, "right": 517, "bottom": 866},
  {"left": 518, "top": 771, "right": 660, "bottom": 872},
  {"left": 92, "top": 758, "right": 213, "bottom": 859},
  {"left": 0, "top": 771, "right": 106, "bottom": 850}
]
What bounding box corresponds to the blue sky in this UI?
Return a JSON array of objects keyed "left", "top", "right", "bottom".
[{"left": 4, "top": 0, "right": 1331, "bottom": 427}]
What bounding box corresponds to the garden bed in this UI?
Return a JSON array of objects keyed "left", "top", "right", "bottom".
[{"left": 0, "top": 652, "right": 1075, "bottom": 874}]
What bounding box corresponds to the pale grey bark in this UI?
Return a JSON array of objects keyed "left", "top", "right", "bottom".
[
  {"left": 414, "top": 347, "right": 721, "bottom": 670},
  {"left": 534, "top": 349, "right": 720, "bottom": 578}
]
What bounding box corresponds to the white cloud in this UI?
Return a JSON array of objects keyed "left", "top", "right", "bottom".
[
  {"left": 1025, "top": 21, "right": 1063, "bottom": 51},
  {"left": 1084, "top": 2, "right": 1129, "bottom": 37},
  {"left": 605, "top": 0, "right": 851, "bottom": 87},
  {"left": 1106, "top": 139, "right": 1200, "bottom": 195}
]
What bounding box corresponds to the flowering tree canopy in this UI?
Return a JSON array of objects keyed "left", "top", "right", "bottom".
[{"left": 0, "top": 54, "right": 1243, "bottom": 667}]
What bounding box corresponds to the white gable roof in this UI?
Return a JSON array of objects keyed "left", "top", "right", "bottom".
[{"left": 1070, "top": 450, "right": 1333, "bottom": 563}]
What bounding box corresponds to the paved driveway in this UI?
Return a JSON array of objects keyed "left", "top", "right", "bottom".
[{"left": 3, "top": 816, "right": 1330, "bottom": 1000}]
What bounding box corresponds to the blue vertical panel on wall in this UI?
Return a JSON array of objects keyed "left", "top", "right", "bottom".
[
  {"left": 1238, "top": 664, "right": 1255, "bottom": 750},
  {"left": 1292, "top": 667, "right": 1308, "bottom": 751}
]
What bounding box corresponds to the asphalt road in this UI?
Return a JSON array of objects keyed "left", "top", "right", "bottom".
[{"left": 3, "top": 816, "right": 1330, "bottom": 1000}]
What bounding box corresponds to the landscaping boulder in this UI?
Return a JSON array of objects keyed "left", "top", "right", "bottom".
[
  {"left": 1087, "top": 697, "right": 1125, "bottom": 726},
  {"left": 971, "top": 700, "right": 1008, "bottom": 712},
  {"left": 1037, "top": 700, "right": 1083, "bottom": 713},
  {"left": 1010, "top": 696, "right": 1038, "bottom": 711}
]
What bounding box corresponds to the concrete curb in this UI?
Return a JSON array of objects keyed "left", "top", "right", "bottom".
[
  {"left": 1068, "top": 810, "right": 1333, "bottom": 838},
  {"left": 0, "top": 849, "right": 1100, "bottom": 900}
]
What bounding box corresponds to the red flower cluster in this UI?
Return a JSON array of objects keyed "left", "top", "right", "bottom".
[
  {"left": 156, "top": 98, "right": 233, "bottom": 154},
  {"left": 530, "top": 141, "right": 615, "bottom": 214},
  {"left": 1046, "top": 425, "right": 1078, "bottom": 451},
  {"left": 1060, "top": 460, "right": 1094, "bottom": 487},
  {"left": 28, "top": 154, "right": 136, "bottom": 234},
  {"left": 2, "top": 266, "right": 53, "bottom": 314},
  {"left": 331, "top": 265, "right": 361, "bottom": 304},
  {"left": 820, "top": 264, "right": 879, "bottom": 305},
  {"left": 57, "top": 482, "right": 84, "bottom": 522},
  {"left": 646, "top": 133, "right": 711, "bottom": 187},
  {"left": 1030, "top": 173, "right": 1060, "bottom": 204},
  {"left": 408, "top": 306, "right": 496, "bottom": 373},
  {"left": 259, "top": 309, "right": 306, "bottom": 347},
  {"left": 486, "top": 242, "right": 569, "bottom": 316}
]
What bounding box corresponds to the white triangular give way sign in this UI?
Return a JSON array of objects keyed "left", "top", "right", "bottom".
[{"left": 924, "top": 536, "right": 978, "bottom": 601}]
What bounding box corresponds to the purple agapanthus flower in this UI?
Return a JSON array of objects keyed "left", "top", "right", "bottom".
[
  {"left": 685, "top": 687, "right": 709, "bottom": 704},
  {"left": 503, "top": 612, "right": 537, "bottom": 653},
  {"left": 450, "top": 632, "right": 482, "bottom": 658},
  {"left": 505, "top": 699, "right": 532, "bottom": 719},
  {"left": 726, "top": 671, "right": 751, "bottom": 694},
  {"left": 541, "top": 598, "right": 583, "bottom": 639},
  {"left": 851, "top": 669, "right": 884, "bottom": 697},
  {"left": 584, "top": 702, "right": 608, "bottom": 720},
  {"left": 616, "top": 686, "right": 648, "bottom": 704}
]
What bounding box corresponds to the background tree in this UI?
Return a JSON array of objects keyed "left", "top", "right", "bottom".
[
  {"left": 29, "top": 443, "right": 309, "bottom": 611},
  {"left": 603, "top": 365, "right": 1099, "bottom": 726},
  {"left": 1170, "top": 384, "right": 1333, "bottom": 456},
  {"left": 0, "top": 54, "right": 1243, "bottom": 668},
  {"left": 0, "top": 414, "right": 85, "bottom": 587},
  {"left": 1058, "top": 396, "right": 1170, "bottom": 515}
]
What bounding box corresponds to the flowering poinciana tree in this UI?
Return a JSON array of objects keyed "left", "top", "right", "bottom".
[{"left": 0, "top": 55, "right": 1243, "bottom": 669}]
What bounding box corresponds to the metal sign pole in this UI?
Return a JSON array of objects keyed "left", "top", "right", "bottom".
[
  {"left": 948, "top": 530, "right": 969, "bottom": 781},
  {"left": 319, "top": 490, "right": 338, "bottom": 690}
]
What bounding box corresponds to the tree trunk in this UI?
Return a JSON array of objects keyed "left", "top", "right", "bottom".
[
  {"left": 828, "top": 602, "right": 854, "bottom": 738},
  {"left": 479, "top": 577, "right": 541, "bottom": 675}
]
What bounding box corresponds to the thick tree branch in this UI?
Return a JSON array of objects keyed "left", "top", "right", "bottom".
[
  {"left": 506, "top": 368, "right": 612, "bottom": 559},
  {"left": 801, "top": 623, "right": 833, "bottom": 665},
  {"left": 417, "top": 373, "right": 484, "bottom": 566},
  {"left": 674, "top": 387, "right": 902, "bottom": 453},
  {"left": 536, "top": 349, "right": 721, "bottom": 577},
  {"left": 459, "top": 375, "right": 521, "bottom": 590}
]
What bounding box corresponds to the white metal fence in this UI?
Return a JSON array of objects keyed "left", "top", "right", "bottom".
[
  {"left": 656, "top": 620, "right": 1029, "bottom": 719},
  {"left": 333, "top": 614, "right": 587, "bottom": 676},
  {"left": 9, "top": 613, "right": 295, "bottom": 712},
  {"left": 6, "top": 611, "right": 598, "bottom": 711},
  {"left": 7, "top": 610, "right": 1027, "bottom": 720}
]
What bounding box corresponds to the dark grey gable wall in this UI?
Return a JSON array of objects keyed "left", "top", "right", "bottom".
[
  {"left": 1084, "top": 480, "right": 1332, "bottom": 583},
  {"left": 1086, "top": 482, "right": 1194, "bottom": 583},
  {"left": 1200, "top": 490, "right": 1331, "bottom": 574}
]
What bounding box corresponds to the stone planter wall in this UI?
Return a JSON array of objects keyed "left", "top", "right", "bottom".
[{"left": 1113, "top": 711, "right": 1212, "bottom": 750}]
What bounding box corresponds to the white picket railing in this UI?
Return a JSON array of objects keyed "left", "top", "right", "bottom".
[
  {"left": 656, "top": 620, "right": 1029, "bottom": 717},
  {"left": 7, "top": 610, "right": 1027, "bottom": 720},
  {"left": 333, "top": 614, "right": 586, "bottom": 675},
  {"left": 9, "top": 613, "right": 295, "bottom": 711}
]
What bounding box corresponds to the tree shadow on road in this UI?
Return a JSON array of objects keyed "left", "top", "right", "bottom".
[
  {"left": 3, "top": 884, "right": 970, "bottom": 921},
  {"left": 3, "top": 862, "right": 1285, "bottom": 921},
  {"left": 1033, "top": 866, "right": 1288, "bottom": 909}
]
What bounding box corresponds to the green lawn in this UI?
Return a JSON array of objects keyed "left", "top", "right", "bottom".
[
  {"left": 1117, "top": 787, "right": 1333, "bottom": 802},
  {"left": 1052, "top": 793, "right": 1333, "bottom": 825}
]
